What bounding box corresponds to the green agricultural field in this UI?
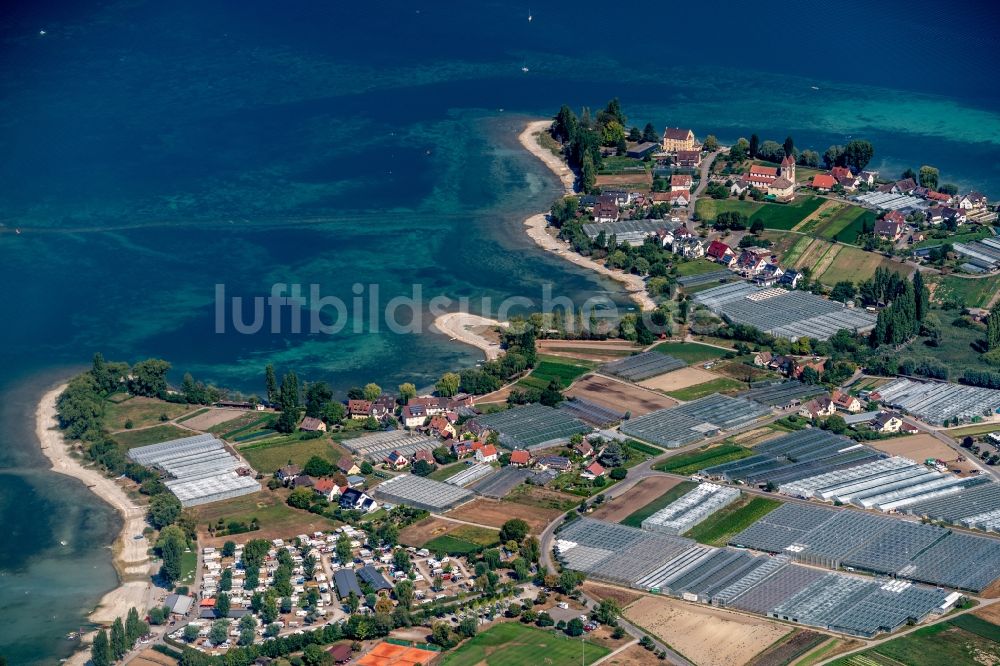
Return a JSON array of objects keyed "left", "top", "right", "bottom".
[
  {"left": 749, "top": 196, "right": 825, "bottom": 230},
  {"left": 516, "top": 356, "right": 594, "bottom": 391},
  {"left": 684, "top": 496, "right": 782, "bottom": 546},
  {"left": 238, "top": 435, "right": 349, "bottom": 474},
  {"left": 113, "top": 424, "right": 192, "bottom": 449},
  {"left": 897, "top": 306, "right": 988, "bottom": 379},
  {"left": 945, "top": 423, "right": 1000, "bottom": 439},
  {"left": 653, "top": 341, "right": 724, "bottom": 364},
  {"left": 675, "top": 258, "right": 723, "bottom": 277},
  {"left": 817, "top": 244, "right": 914, "bottom": 286},
  {"left": 620, "top": 481, "right": 697, "bottom": 527},
  {"left": 781, "top": 235, "right": 815, "bottom": 265},
  {"left": 948, "top": 614, "right": 1000, "bottom": 643},
  {"left": 654, "top": 444, "right": 752, "bottom": 475},
  {"left": 930, "top": 273, "right": 1000, "bottom": 309},
  {"left": 815, "top": 205, "right": 874, "bottom": 243},
  {"left": 103, "top": 396, "right": 195, "bottom": 431},
  {"left": 442, "top": 621, "right": 610, "bottom": 666},
  {"left": 665, "top": 376, "right": 745, "bottom": 401},
  {"left": 193, "top": 488, "right": 341, "bottom": 535},
  {"left": 912, "top": 228, "right": 992, "bottom": 250},
  {"left": 427, "top": 461, "right": 467, "bottom": 482},
  {"left": 694, "top": 198, "right": 764, "bottom": 222},
  {"left": 829, "top": 620, "right": 1000, "bottom": 666},
  {"left": 449, "top": 524, "right": 501, "bottom": 546},
  {"left": 423, "top": 535, "right": 483, "bottom": 556}
]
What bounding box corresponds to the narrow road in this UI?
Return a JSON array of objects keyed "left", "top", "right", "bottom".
[
  {"left": 907, "top": 415, "right": 1000, "bottom": 482},
  {"left": 687, "top": 150, "right": 722, "bottom": 213}
]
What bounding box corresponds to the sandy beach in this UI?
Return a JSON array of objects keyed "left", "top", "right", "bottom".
[
  {"left": 517, "top": 120, "right": 656, "bottom": 312},
  {"left": 432, "top": 312, "right": 508, "bottom": 360},
  {"left": 36, "top": 384, "right": 158, "bottom": 662}
]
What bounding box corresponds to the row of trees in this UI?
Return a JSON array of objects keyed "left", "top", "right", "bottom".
[
  {"left": 727, "top": 133, "right": 873, "bottom": 172},
  {"left": 90, "top": 607, "right": 148, "bottom": 666},
  {"left": 869, "top": 270, "right": 929, "bottom": 347}
]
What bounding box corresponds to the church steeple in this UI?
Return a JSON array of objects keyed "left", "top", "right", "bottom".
[{"left": 780, "top": 154, "right": 796, "bottom": 183}]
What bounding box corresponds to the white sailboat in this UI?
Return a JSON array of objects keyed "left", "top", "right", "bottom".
[{"left": 528, "top": 9, "right": 533, "bottom": 22}]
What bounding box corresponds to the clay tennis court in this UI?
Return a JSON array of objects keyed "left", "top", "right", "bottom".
[
  {"left": 638, "top": 366, "right": 720, "bottom": 392},
  {"left": 566, "top": 374, "right": 678, "bottom": 416},
  {"left": 589, "top": 476, "right": 682, "bottom": 523},
  {"left": 625, "top": 596, "right": 789, "bottom": 666}
]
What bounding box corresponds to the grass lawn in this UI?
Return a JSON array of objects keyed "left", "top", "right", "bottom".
[
  {"left": 944, "top": 423, "right": 1000, "bottom": 439},
  {"left": 103, "top": 396, "right": 195, "bottom": 431},
  {"left": 114, "top": 424, "right": 192, "bottom": 449},
  {"left": 665, "top": 376, "right": 745, "bottom": 401},
  {"left": 674, "top": 258, "right": 723, "bottom": 277},
  {"left": 897, "top": 306, "right": 987, "bottom": 378},
  {"left": 654, "top": 444, "right": 752, "bottom": 475},
  {"left": 620, "top": 481, "right": 697, "bottom": 527},
  {"left": 179, "top": 549, "right": 197, "bottom": 585},
  {"left": 930, "top": 273, "right": 1000, "bottom": 309},
  {"left": 652, "top": 341, "right": 724, "bottom": 364},
  {"left": 683, "top": 496, "right": 782, "bottom": 546},
  {"left": 427, "top": 461, "right": 467, "bottom": 482},
  {"left": 441, "top": 622, "right": 610, "bottom": 666},
  {"left": 423, "top": 535, "right": 484, "bottom": 556},
  {"left": 818, "top": 243, "right": 913, "bottom": 286},
  {"left": 749, "top": 195, "right": 825, "bottom": 230},
  {"left": 912, "top": 228, "right": 992, "bottom": 250},
  {"left": 516, "top": 356, "right": 595, "bottom": 391},
  {"left": 238, "top": 435, "right": 350, "bottom": 474},
  {"left": 211, "top": 411, "right": 272, "bottom": 437},
  {"left": 177, "top": 407, "right": 210, "bottom": 423},
  {"left": 695, "top": 198, "right": 763, "bottom": 222},
  {"left": 449, "top": 524, "right": 501, "bottom": 546},
  {"left": 505, "top": 485, "right": 580, "bottom": 512},
  {"left": 829, "top": 621, "right": 1000, "bottom": 666},
  {"left": 193, "top": 488, "right": 340, "bottom": 536}
]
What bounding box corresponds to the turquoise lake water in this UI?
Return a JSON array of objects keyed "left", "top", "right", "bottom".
[{"left": 1, "top": 1, "right": 998, "bottom": 661}]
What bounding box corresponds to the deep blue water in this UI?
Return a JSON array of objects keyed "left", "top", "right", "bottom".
[{"left": 1, "top": 1, "right": 999, "bottom": 662}]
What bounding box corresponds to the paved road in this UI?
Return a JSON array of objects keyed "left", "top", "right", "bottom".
[{"left": 687, "top": 150, "right": 722, "bottom": 213}]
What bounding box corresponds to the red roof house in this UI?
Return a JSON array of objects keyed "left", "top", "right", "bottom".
[
  {"left": 584, "top": 462, "right": 606, "bottom": 478},
  {"left": 811, "top": 174, "right": 837, "bottom": 190},
  {"left": 509, "top": 450, "right": 531, "bottom": 466},
  {"left": 706, "top": 240, "right": 735, "bottom": 262}
]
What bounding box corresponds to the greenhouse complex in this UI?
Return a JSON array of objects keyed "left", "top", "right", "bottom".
[
  {"left": 554, "top": 517, "right": 964, "bottom": 638},
  {"left": 128, "top": 433, "right": 260, "bottom": 506}
]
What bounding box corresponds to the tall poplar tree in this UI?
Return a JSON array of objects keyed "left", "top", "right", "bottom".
[
  {"left": 91, "top": 629, "right": 112, "bottom": 666},
  {"left": 988, "top": 303, "right": 1000, "bottom": 351},
  {"left": 264, "top": 364, "right": 277, "bottom": 404},
  {"left": 110, "top": 617, "right": 127, "bottom": 659}
]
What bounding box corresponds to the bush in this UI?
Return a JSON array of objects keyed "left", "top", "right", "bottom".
[{"left": 609, "top": 467, "right": 627, "bottom": 480}]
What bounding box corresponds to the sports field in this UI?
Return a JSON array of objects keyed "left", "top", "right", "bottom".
[{"left": 441, "top": 622, "right": 610, "bottom": 666}]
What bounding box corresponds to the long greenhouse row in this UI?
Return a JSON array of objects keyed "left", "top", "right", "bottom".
[
  {"left": 341, "top": 429, "right": 436, "bottom": 462},
  {"left": 729, "top": 503, "right": 1000, "bottom": 592},
  {"left": 692, "top": 282, "right": 877, "bottom": 341},
  {"left": 641, "top": 483, "right": 741, "bottom": 535},
  {"left": 875, "top": 377, "right": 1000, "bottom": 425},
  {"left": 598, "top": 351, "right": 686, "bottom": 382},
  {"left": 621, "top": 394, "right": 770, "bottom": 448},
  {"left": 468, "top": 403, "right": 591, "bottom": 450},
  {"left": 554, "top": 518, "right": 955, "bottom": 638},
  {"left": 128, "top": 434, "right": 260, "bottom": 507}
]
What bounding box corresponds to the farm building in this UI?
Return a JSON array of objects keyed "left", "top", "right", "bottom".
[
  {"left": 693, "top": 282, "right": 877, "bottom": 341},
  {"left": 127, "top": 434, "right": 260, "bottom": 507},
  {"left": 339, "top": 429, "right": 436, "bottom": 462}
]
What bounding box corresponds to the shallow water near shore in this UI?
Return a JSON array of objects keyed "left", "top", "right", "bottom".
[{"left": 1, "top": 1, "right": 999, "bottom": 662}]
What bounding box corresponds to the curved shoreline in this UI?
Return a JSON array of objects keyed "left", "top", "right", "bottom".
[
  {"left": 36, "top": 383, "right": 156, "bottom": 662},
  {"left": 432, "top": 312, "right": 507, "bottom": 360},
  {"left": 517, "top": 120, "right": 655, "bottom": 312}
]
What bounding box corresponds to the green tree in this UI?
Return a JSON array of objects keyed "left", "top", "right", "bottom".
[
  {"left": 127, "top": 358, "right": 171, "bottom": 397},
  {"left": 566, "top": 618, "right": 585, "bottom": 636},
  {"left": 989, "top": 303, "right": 1000, "bottom": 351},
  {"left": 581, "top": 152, "right": 597, "bottom": 193},
  {"left": 398, "top": 382, "right": 416, "bottom": 403},
  {"left": 362, "top": 383, "right": 382, "bottom": 401},
  {"left": 303, "top": 643, "right": 334, "bottom": 666},
  {"left": 435, "top": 372, "right": 461, "bottom": 397},
  {"left": 394, "top": 579, "right": 414, "bottom": 609},
  {"left": 91, "top": 629, "right": 112, "bottom": 666},
  {"left": 749, "top": 134, "right": 759, "bottom": 158},
  {"left": 183, "top": 624, "right": 200, "bottom": 642},
  {"left": 539, "top": 379, "right": 564, "bottom": 406},
  {"left": 215, "top": 591, "right": 231, "bottom": 618},
  {"left": 783, "top": 136, "right": 795, "bottom": 159},
  {"left": 843, "top": 139, "right": 874, "bottom": 171},
  {"left": 158, "top": 533, "right": 183, "bottom": 584},
  {"left": 913, "top": 270, "right": 929, "bottom": 323},
  {"left": 219, "top": 567, "right": 233, "bottom": 592},
  {"left": 275, "top": 371, "right": 300, "bottom": 433},
  {"left": 594, "top": 599, "right": 621, "bottom": 625},
  {"left": 336, "top": 532, "right": 353, "bottom": 564},
  {"left": 360, "top": 461, "right": 374, "bottom": 475},
  {"left": 238, "top": 614, "right": 257, "bottom": 646},
  {"left": 222, "top": 540, "right": 236, "bottom": 558},
  {"left": 148, "top": 492, "right": 181, "bottom": 530},
  {"left": 729, "top": 137, "right": 749, "bottom": 161},
  {"left": 830, "top": 281, "right": 857, "bottom": 303},
  {"left": 265, "top": 364, "right": 278, "bottom": 404},
  {"left": 262, "top": 594, "right": 279, "bottom": 624},
  {"left": 499, "top": 518, "right": 530, "bottom": 543},
  {"left": 826, "top": 414, "right": 847, "bottom": 434},
  {"left": 303, "top": 455, "right": 334, "bottom": 477},
  {"left": 552, "top": 105, "right": 579, "bottom": 143},
  {"left": 209, "top": 619, "right": 229, "bottom": 645},
  {"left": 642, "top": 122, "right": 658, "bottom": 143},
  {"left": 125, "top": 606, "right": 143, "bottom": 644},
  {"left": 321, "top": 400, "right": 346, "bottom": 425},
  {"left": 918, "top": 165, "right": 939, "bottom": 190},
  {"left": 703, "top": 134, "right": 719, "bottom": 151},
  {"left": 823, "top": 144, "right": 845, "bottom": 168},
  {"left": 412, "top": 459, "right": 434, "bottom": 476},
  {"left": 110, "top": 617, "right": 127, "bottom": 659},
  {"left": 287, "top": 487, "right": 314, "bottom": 510},
  {"left": 305, "top": 381, "right": 333, "bottom": 418}
]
